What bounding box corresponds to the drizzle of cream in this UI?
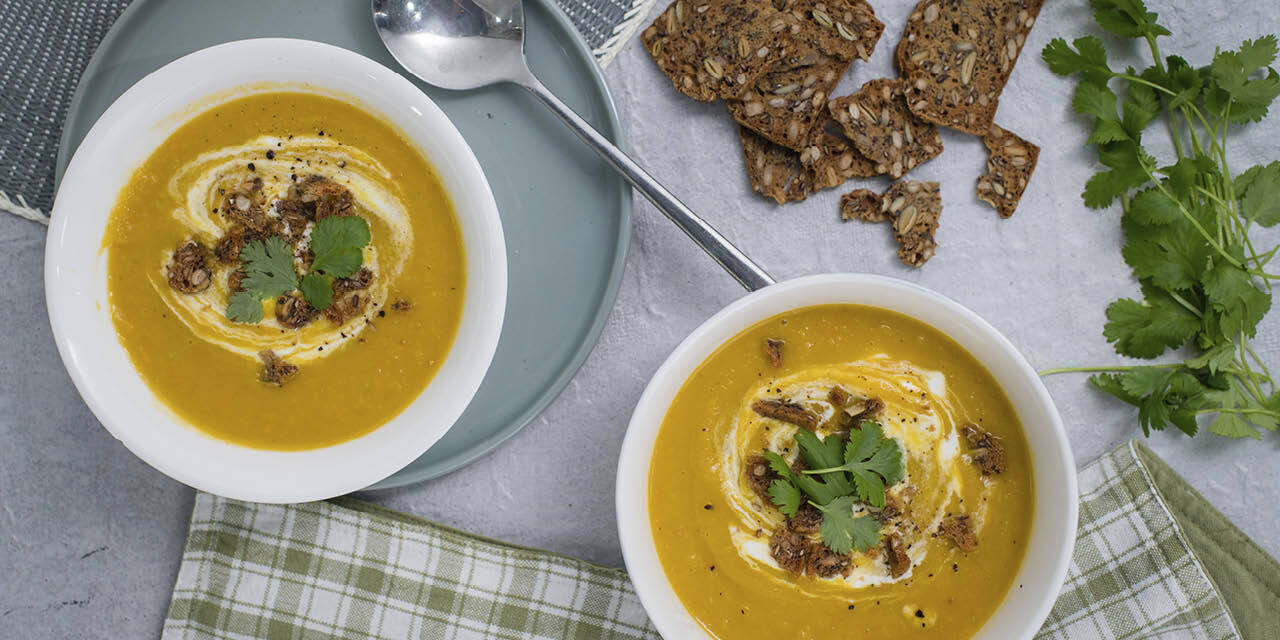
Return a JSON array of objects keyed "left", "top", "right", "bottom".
[
  {"left": 150, "top": 135, "right": 414, "bottom": 363},
  {"left": 719, "top": 357, "right": 974, "bottom": 594}
]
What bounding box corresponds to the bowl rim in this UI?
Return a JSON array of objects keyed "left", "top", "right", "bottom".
[
  {"left": 615, "top": 272, "right": 1077, "bottom": 639},
  {"left": 44, "top": 38, "right": 507, "bottom": 503}
]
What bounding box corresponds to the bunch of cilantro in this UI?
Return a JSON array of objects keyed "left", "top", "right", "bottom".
[
  {"left": 226, "top": 216, "right": 371, "bottom": 323},
  {"left": 1041, "top": 0, "right": 1280, "bottom": 438},
  {"left": 764, "top": 420, "right": 904, "bottom": 554}
]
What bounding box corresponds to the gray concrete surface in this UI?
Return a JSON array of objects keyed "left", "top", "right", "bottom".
[{"left": 3, "top": 1, "right": 1280, "bottom": 637}]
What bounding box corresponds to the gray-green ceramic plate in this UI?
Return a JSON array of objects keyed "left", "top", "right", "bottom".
[{"left": 56, "top": 0, "right": 629, "bottom": 489}]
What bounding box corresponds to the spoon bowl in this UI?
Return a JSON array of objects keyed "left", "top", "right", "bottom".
[
  {"left": 372, "top": 0, "right": 775, "bottom": 291},
  {"left": 373, "top": 0, "right": 529, "bottom": 89}
]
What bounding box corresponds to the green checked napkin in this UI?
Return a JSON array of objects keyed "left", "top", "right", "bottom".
[{"left": 163, "top": 441, "right": 1280, "bottom": 640}]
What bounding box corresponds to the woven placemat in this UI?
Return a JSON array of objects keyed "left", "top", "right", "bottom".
[{"left": 0, "top": 0, "right": 653, "bottom": 222}]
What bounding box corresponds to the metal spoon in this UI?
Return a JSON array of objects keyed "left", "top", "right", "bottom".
[{"left": 371, "top": 0, "right": 775, "bottom": 291}]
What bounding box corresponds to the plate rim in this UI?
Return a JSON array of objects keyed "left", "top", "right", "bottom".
[{"left": 53, "top": 0, "right": 632, "bottom": 490}]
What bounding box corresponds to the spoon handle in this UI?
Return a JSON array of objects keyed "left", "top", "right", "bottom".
[{"left": 518, "top": 77, "right": 775, "bottom": 292}]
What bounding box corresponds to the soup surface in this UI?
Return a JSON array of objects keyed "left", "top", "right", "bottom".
[
  {"left": 648, "top": 304, "right": 1033, "bottom": 639},
  {"left": 105, "top": 90, "right": 465, "bottom": 450}
]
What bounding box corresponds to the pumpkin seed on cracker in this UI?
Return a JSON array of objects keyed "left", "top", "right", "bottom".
[
  {"left": 895, "top": 0, "right": 1045, "bottom": 135},
  {"left": 828, "top": 78, "right": 943, "bottom": 179},
  {"left": 976, "top": 124, "right": 1039, "bottom": 218},
  {"left": 642, "top": 0, "right": 799, "bottom": 102}
]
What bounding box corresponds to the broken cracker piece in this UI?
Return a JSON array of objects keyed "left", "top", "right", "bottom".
[
  {"left": 976, "top": 124, "right": 1039, "bottom": 218},
  {"left": 642, "top": 0, "right": 798, "bottom": 102},
  {"left": 838, "top": 188, "right": 884, "bottom": 221},
  {"left": 887, "top": 180, "right": 942, "bottom": 267},
  {"left": 841, "top": 180, "right": 942, "bottom": 267},
  {"left": 896, "top": 0, "right": 1045, "bottom": 135},
  {"left": 828, "top": 78, "right": 943, "bottom": 179}
]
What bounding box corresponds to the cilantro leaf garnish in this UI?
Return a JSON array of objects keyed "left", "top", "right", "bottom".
[
  {"left": 226, "top": 291, "right": 265, "bottom": 323},
  {"left": 299, "top": 272, "right": 333, "bottom": 310},
  {"left": 1041, "top": 4, "right": 1280, "bottom": 439},
  {"left": 802, "top": 421, "right": 905, "bottom": 508},
  {"left": 812, "top": 497, "right": 882, "bottom": 555},
  {"left": 301, "top": 216, "right": 371, "bottom": 309},
  {"left": 760, "top": 421, "right": 905, "bottom": 554},
  {"left": 226, "top": 236, "right": 299, "bottom": 324},
  {"left": 223, "top": 215, "right": 373, "bottom": 322},
  {"left": 767, "top": 480, "right": 803, "bottom": 518},
  {"left": 308, "top": 216, "right": 370, "bottom": 278},
  {"left": 239, "top": 236, "right": 299, "bottom": 299}
]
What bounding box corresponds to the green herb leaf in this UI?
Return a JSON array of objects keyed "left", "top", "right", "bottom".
[
  {"left": 1042, "top": 36, "right": 1114, "bottom": 85},
  {"left": 240, "top": 236, "right": 299, "bottom": 299},
  {"left": 226, "top": 291, "right": 265, "bottom": 324},
  {"left": 801, "top": 421, "right": 905, "bottom": 509},
  {"left": 1082, "top": 142, "right": 1150, "bottom": 208},
  {"left": 1237, "top": 162, "right": 1280, "bottom": 227},
  {"left": 1089, "top": 0, "right": 1169, "bottom": 39},
  {"left": 767, "top": 479, "right": 803, "bottom": 518},
  {"left": 794, "top": 429, "right": 855, "bottom": 498},
  {"left": 812, "top": 497, "right": 882, "bottom": 555},
  {"left": 300, "top": 272, "right": 334, "bottom": 310},
  {"left": 1103, "top": 294, "right": 1199, "bottom": 358},
  {"left": 1202, "top": 262, "right": 1272, "bottom": 340},
  {"left": 1127, "top": 188, "right": 1180, "bottom": 225},
  {"left": 308, "top": 216, "right": 370, "bottom": 278},
  {"left": 1209, "top": 37, "right": 1280, "bottom": 123}
]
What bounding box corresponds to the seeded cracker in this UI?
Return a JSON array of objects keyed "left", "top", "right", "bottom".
[
  {"left": 828, "top": 78, "right": 942, "bottom": 179},
  {"left": 642, "top": 0, "right": 798, "bottom": 102},
  {"left": 741, "top": 123, "right": 879, "bottom": 204},
  {"left": 841, "top": 181, "right": 942, "bottom": 267},
  {"left": 726, "top": 0, "right": 882, "bottom": 148},
  {"left": 976, "top": 124, "right": 1039, "bottom": 218},
  {"left": 896, "top": 0, "right": 1044, "bottom": 135}
]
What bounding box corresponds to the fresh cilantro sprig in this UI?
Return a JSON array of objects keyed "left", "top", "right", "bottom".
[
  {"left": 802, "top": 421, "right": 906, "bottom": 508},
  {"left": 1041, "top": 0, "right": 1280, "bottom": 439},
  {"left": 763, "top": 421, "right": 905, "bottom": 554},
  {"left": 224, "top": 216, "right": 371, "bottom": 323}
]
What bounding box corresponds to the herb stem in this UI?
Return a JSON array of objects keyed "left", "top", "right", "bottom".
[
  {"left": 1142, "top": 164, "right": 1244, "bottom": 269},
  {"left": 1196, "top": 407, "right": 1280, "bottom": 417},
  {"left": 1039, "top": 364, "right": 1182, "bottom": 376}
]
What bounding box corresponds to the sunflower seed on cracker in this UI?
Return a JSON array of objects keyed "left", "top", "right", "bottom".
[
  {"left": 976, "top": 124, "right": 1039, "bottom": 218},
  {"left": 895, "top": 0, "right": 1045, "bottom": 134}
]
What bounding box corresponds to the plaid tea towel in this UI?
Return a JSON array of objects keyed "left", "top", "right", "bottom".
[{"left": 163, "top": 441, "right": 1280, "bottom": 640}]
